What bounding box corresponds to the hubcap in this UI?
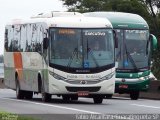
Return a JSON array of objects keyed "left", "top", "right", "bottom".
[{"left": 16, "top": 84, "right": 19, "bottom": 96}]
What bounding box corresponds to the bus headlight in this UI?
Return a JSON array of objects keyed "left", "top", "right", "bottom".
[
  {"left": 139, "top": 76, "right": 149, "bottom": 81},
  {"left": 100, "top": 72, "right": 115, "bottom": 80},
  {"left": 49, "top": 71, "right": 66, "bottom": 80},
  {"left": 139, "top": 77, "right": 145, "bottom": 81}
]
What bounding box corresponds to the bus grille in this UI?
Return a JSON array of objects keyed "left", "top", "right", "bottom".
[
  {"left": 66, "top": 86, "right": 101, "bottom": 92},
  {"left": 66, "top": 80, "right": 100, "bottom": 84}
]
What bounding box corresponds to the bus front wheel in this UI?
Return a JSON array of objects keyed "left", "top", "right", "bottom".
[
  {"left": 71, "top": 95, "right": 78, "bottom": 101},
  {"left": 93, "top": 96, "right": 103, "bottom": 104},
  {"left": 62, "top": 95, "right": 70, "bottom": 101},
  {"left": 105, "top": 94, "right": 113, "bottom": 99},
  {"left": 24, "top": 91, "right": 33, "bottom": 100},
  {"left": 41, "top": 84, "right": 51, "bottom": 102},
  {"left": 16, "top": 78, "right": 25, "bottom": 99},
  {"left": 130, "top": 91, "right": 139, "bottom": 100},
  {"left": 42, "top": 92, "right": 51, "bottom": 102}
]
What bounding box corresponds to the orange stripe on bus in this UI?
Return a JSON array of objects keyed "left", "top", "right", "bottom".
[{"left": 13, "top": 52, "right": 23, "bottom": 80}]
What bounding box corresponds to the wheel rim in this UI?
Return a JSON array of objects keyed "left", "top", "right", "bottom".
[
  {"left": 16, "top": 83, "right": 19, "bottom": 97},
  {"left": 41, "top": 84, "right": 46, "bottom": 101},
  {"left": 93, "top": 97, "right": 103, "bottom": 103},
  {"left": 42, "top": 93, "right": 45, "bottom": 101}
]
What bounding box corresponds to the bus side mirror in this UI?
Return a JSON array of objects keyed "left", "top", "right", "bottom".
[
  {"left": 43, "top": 38, "right": 49, "bottom": 49},
  {"left": 113, "top": 30, "right": 118, "bottom": 48},
  {"left": 150, "top": 34, "right": 157, "bottom": 51}
]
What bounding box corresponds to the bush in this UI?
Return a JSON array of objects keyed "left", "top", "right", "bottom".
[
  {"left": 0, "top": 112, "right": 39, "bottom": 120},
  {"left": 151, "top": 47, "right": 160, "bottom": 80}
]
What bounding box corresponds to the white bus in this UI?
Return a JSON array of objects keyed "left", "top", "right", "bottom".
[{"left": 4, "top": 12, "right": 116, "bottom": 104}]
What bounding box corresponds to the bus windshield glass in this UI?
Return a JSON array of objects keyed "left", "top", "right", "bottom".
[
  {"left": 116, "top": 29, "right": 150, "bottom": 70},
  {"left": 49, "top": 28, "right": 114, "bottom": 69}
]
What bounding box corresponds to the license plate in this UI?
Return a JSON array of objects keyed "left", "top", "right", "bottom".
[
  {"left": 119, "top": 84, "right": 128, "bottom": 89},
  {"left": 78, "top": 91, "right": 89, "bottom": 96}
]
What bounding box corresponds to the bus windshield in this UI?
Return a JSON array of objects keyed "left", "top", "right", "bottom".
[
  {"left": 116, "top": 29, "right": 150, "bottom": 71},
  {"left": 49, "top": 28, "right": 114, "bottom": 70}
]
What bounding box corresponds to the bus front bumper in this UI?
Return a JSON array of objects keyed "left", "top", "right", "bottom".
[
  {"left": 115, "top": 78, "right": 150, "bottom": 93},
  {"left": 48, "top": 75, "right": 115, "bottom": 95}
]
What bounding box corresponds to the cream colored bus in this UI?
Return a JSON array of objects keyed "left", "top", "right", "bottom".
[{"left": 4, "top": 12, "right": 116, "bottom": 104}]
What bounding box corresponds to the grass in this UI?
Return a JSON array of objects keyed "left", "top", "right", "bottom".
[{"left": 0, "top": 111, "right": 40, "bottom": 120}]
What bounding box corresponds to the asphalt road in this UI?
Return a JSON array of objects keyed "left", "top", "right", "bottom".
[{"left": 0, "top": 89, "right": 160, "bottom": 120}]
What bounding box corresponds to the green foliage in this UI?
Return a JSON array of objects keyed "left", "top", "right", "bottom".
[
  {"left": 145, "top": 0, "right": 160, "bottom": 8},
  {"left": 61, "top": 0, "right": 157, "bottom": 31},
  {"left": 62, "top": 0, "right": 107, "bottom": 12},
  {"left": 151, "top": 47, "right": 160, "bottom": 80},
  {"left": 61, "top": 0, "right": 151, "bottom": 24},
  {"left": 0, "top": 112, "right": 39, "bottom": 120}
]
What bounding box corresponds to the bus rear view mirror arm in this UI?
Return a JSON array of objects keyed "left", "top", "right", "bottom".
[
  {"left": 43, "top": 38, "right": 49, "bottom": 49},
  {"left": 150, "top": 34, "right": 157, "bottom": 51},
  {"left": 113, "top": 30, "right": 118, "bottom": 48},
  {"left": 146, "top": 34, "right": 157, "bottom": 55}
]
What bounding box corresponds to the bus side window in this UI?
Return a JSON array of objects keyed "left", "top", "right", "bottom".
[
  {"left": 7, "top": 26, "right": 14, "bottom": 52},
  {"left": 5, "top": 29, "right": 8, "bottom": 51}
]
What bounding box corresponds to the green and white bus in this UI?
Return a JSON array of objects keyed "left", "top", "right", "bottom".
[
  {"left": 4, "top": 12, "right": 117, "bottom": 104},
  {"left": 84, "top": 12, "right": 157, "bottom": 100}
]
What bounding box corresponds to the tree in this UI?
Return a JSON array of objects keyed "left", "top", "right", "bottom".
[
  {"left": 142, "top": 0, "right": 160, "bottom": 15},
  {"left": 139, "top": 0, "right": 160, "bottom": 37},
  {"left": 61, "top": 0, "right": 108, "bottom": 12},
  {"left": 138, "top": 0, "right": 160, "bottom": 80},
  {"left": 61, "top": 0, "right": 152, "bottom": 29}
]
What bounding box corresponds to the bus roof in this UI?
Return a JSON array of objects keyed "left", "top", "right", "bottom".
[
  {"left": 31, "top": 11, "right": 83, "bottom": 18},
  {"left": 7, "top": 16, "right": 112, "bottom": 28},
  {"left": 84, "top": 12, "right": 149, "bottom": 29}
]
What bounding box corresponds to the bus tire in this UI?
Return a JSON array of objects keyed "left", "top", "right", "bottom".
[
  {"left": 38, "top": 74, "right": 42, "bottom": 93},
  {"left": 105, "top": 94, "right": 113, "bottom": 99},
  {"left": 16, "top": 77, "right": 25, "bottom": 99},
  {"left": 130, "top": 91, "right": 139, "bottom": 100},
  {"left": 38, "top": 75, "right": 51, "bottom": 102},
  {"left": 93, "top": 96, "right": 103, "bottom": 104},
  {"left": 62, "top": 95, "right": 70, "bottom": 101},
  {"left": 41, "top": 83, "right": 51, "bottom": 102},
  {"left": 42, "top": 92, "right": 51, "bottom": 102},
  {"left": 24, "top": 91, "right": 33, "bottom": 100},
  {"left": 71, "top": 95, "right": 78, "bottom": 101}
]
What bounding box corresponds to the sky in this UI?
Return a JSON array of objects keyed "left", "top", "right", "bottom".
[{"left": 0, "top": 0, "right": 67, "bottom": 55}]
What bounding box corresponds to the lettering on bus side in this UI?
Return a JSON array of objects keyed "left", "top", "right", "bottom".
[
  {"left": 66, "top": 75, "right": 101, "bottom": 79},
  {"left": 67, "top": 75, "right": 78, "bottom": 79},
  {"left": 86, "top": 75, "right": 101, "bottom": 79},
  {"left": 85, "top": 31, "right": 105, "bottom": 36}
]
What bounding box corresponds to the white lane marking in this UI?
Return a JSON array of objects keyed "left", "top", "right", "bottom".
[
  {"left": 1, "top": 98, "right": 100, "bottom": 114},
  {"left": 131, "top": 104, "right": 160, "bottom": 109}
]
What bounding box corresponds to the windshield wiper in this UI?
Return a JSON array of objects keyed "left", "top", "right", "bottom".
[
  {"left": 124, "top": 44, "right": 139, "bottom": 71},
  {"left": 67, "top": 48, "right": 78, "bottom": 67},
  {"left": 67, "top": 44, "right": 99, "bottom": 68},
  {"left": 86, "top": 39, "right": 99, "bottom": 67},
  {"left": 87, "top": 48, "right": 99, "bottom": 67}
]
